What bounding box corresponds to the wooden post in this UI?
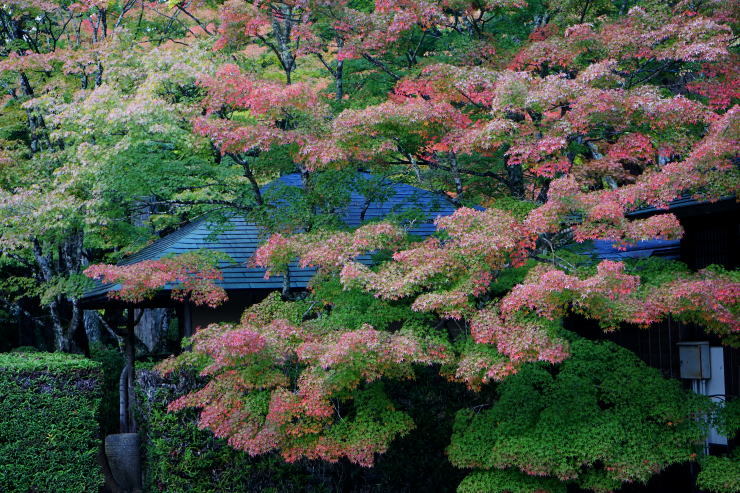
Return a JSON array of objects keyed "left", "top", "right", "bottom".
[
  {"left": 182, "top": 298, "right": 193, "bottom": 339},
  {"left": 118, "top": 364, "right": 129, "bottom": 433},
  {"left": 281, "top": 270, "right": 291, "bottom": 299},
  {"left": 119, "top": 308, "right": 137, "bottom": 434},
  {"left": 127, "top": 309, "right": 137, "bottom": 433}
]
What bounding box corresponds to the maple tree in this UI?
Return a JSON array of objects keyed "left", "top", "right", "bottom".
[
  {"left": 155, "top": 1, "right": 738, "bottom": 491},
  {"left": 161, "top": 315, "right": 443, "bottom": 465},
  {"left": 83, "top": 251, "right": 228, "bottom": 308}
]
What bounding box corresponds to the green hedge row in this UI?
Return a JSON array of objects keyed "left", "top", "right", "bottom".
[{"left": 0, "top": 352, "right": 104, "bottom": 492}]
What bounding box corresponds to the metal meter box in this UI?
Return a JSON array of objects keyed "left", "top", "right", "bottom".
[{"left": 677, "top": 342, "right": 711, "bottom": 379}]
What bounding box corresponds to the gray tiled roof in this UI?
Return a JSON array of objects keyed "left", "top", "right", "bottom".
[
  {"left": 82, "top": 173, "right": 456, "bottom": 303},
  {"left": 592, "top": 239, "right": 680, "bottom": 260},
  {"left": 595, "top": 196, "right": 737, "bottom": 259},
  {"left": 626, "top": 195, "right": 736, "bottom": 217}
]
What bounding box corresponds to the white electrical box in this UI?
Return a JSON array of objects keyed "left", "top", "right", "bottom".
[{"left": 677, "top": 342, "right": 711, "bottom": 379}]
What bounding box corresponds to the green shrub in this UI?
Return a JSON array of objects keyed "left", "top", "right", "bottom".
[
  {"left": 698, "top": 398, "right": 740, "bottom": 493},
  {"left": 697, "top": 452, "right": 740, "bottom": 493},
  {"left": 90, "top": 344, "right": 125, "bottom": 435},
  {"left": 0, "top": 352, "right": 104, "bottom": 492},
  {"left": 136, "top": 368, "right": 327, "bottom": 493},
  {"left": 448, "top": 338, "right": 712, "bottom": 492},
  {"left": 457, "top": 470, "right": 566, "bottom": 493},
  {"left": 10, "top": 346, "right": 40, "bottom": 353}
]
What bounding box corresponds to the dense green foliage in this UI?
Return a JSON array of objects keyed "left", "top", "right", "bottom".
[
  {"left": 697, "top": 453, "right": 740, "bottom": 493},
  {"left": 0, "top": 0, "right": 738, "bottom": 490},
  {"left": 0, "top": 352, "right": 103, "bottom": 492},
  {"left": 138, "top": 364, "right": 473, "bottom": 492},
  {"left": 90, "top": 344, "right": 125, "bottom": 435},
  {"left": 447, "top": 337, "right": 712, "bottom": 492},
  {"left": 457, "top": 469, "right": 567, "bottom": 493},
  {"left": 696, "top": 398, "right": 740, "bottom": 493},
  {"left": 136, "top": 367, "right": 324, "bottom": 492}
]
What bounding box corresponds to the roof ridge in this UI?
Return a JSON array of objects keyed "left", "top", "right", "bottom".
[{"left": 121, "top": 216, "right": 211, "bottom": 265}]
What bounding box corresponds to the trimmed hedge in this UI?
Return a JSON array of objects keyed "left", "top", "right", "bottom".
[
  {"left": 136, "top": 368, "right": 326, "bottom": 493},
  {"left": 0, "top": 352, "right": 104, "bottom": 492}
]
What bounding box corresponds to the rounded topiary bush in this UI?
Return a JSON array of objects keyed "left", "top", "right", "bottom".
[
  {"left": 0, "top": 351, "right": 104, "bottom": 492},
  {"left": 448, "top": 338, "right": 712, "bottom": 492}
]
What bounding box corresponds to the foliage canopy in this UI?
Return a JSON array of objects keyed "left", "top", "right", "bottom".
[{"left": 0, "top": 0, "right": 738, "bottom": 490}]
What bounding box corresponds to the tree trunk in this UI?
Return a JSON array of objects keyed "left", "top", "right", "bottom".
[
  {"left": 32, "top": 231, "right": 86, "bottom": 352},
  {"left": 536, "top": 181, "right": 550, "bottom": 203},
  {"left": 335, "top": 38, "right": 344, "bottom": 100},
  {"left": 449, "top": 152, "right": 464, "bottom": 207},
  {"left": 506, "top": 162, "right": 525, "bottom": 199},
  {"left": 84, "top": 310, "right": 103, "bottom": 345},
  {"left": 18, "top": 72, "right": 50, "bottom": 152},
  {"left": 270, "top": 5, "right": 296, "bottom": 85}
]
